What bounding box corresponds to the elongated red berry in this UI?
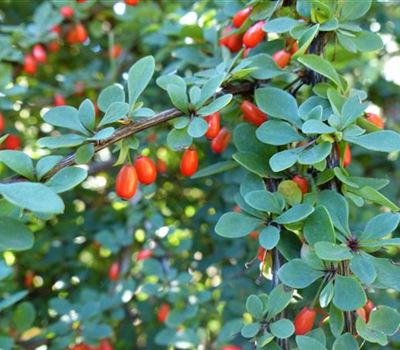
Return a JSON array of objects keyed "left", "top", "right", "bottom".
[
  {"left": 60, "top": 6, "right": 74, "bottom": 18},
  {"left": 3, "top": 134, "right": 21, "bottom": 150},
  {"left": 292, "top": 175, "right": 308, "bottom": 195},
  {"left": 48, "top": 41, "right": 60, "bottom": 53},
  {"left": 180, "top": 148, "right": 199, "bottom": 176},
  {"left": 156, "top": 159, "right": 167, "bottom": 174},
  {"left": 54, "top": 94, "right": 66, "bottom": 106},
  {"left": 125, "top": 0, "right": 140, "bottom": 5},
  {"left": 134, "top": 156, "right": 157, "bottom": 185},
  {"left": 204, "top": 112, "right": 221, "bottom": 139},
  {"left": 0, "top": 112, "right": 4, "bottom": 133},
  {"left": 366, "top": 113, "right": 384, "bottom": 129},
  {"left": 137, "top": 249, "right": 153, "bottom": 261},
  {"left": 243, "top": 21, "right": 265, "bottom": 48},
  {"left": 23, "top": 54, "right": 37, "bottom": 75},
  {"left": 108, "top": 262, "right": 120, "bottom": 281},
  {"left": 294, "top": 307, "right": 317, "bottom": 335},
  {"left": 222, "top": 346, "right": 242, "bottom": 350},
  {"left": 273, "top": 49, "right": 291, "bottom": 68},
  {"left": 257, "top": 247, "right": 266, "bottom": 261},
  {"left": 115, "top": 164, "right": 138, "bottom": 200},
  {"left": 211, "top": 127, "right": 231, "bottom": 154},
  {"left": 98, "top": 339, "right": 113, "bottom": 350},
  {"left": 111, "top": 44, "right": 122, "bottom": 59},
  {"left": 32, "top": 44, "right": 47, "bottom": 63},
  {"left": 343, "top": 144, "right": 351, "bottom": 167},
  {"left": 232, "top": 7, "right": 252, "bottom": 28},
  {"left": 157, "top": 303, "right": 170, "bottom": 323},
  {"left": 219, "top": 26, "right": 243, "bottom": 53},
  {"left": 240, "top": 100, "right": 267, "bottom": 126}
]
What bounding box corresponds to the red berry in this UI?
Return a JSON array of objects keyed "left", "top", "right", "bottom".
[
  {"left": 180, "top": 148, "right": 199, "bottom": 177},
  {"left": 50, "top": 25, "right": 61, "bottom": 35},
  {"left": 67, "top": 23, "right": 88, "bottom": 44},
  {"left": 111, "top": 44, "right": 123, "bottom": 59},
  {"left": 204, "top": 112, "right": 221, "bottom": 139},
  {"left": 232, "top": 7, "right": 252, "bottom": 28},
  {"left": 257, "top": 247, "right": 266, "bottom": 261},
  {"left": 134, "top": 156, "right": 157, "bottom": 185},
  {"left": 3, "top": 134, "right": 21, "bottom": 150},
  {"left": 243, "top": 21, "right": 265, "bottom": 48},
  {"left": 23, "top": 54, "right": 37, "bottom": 75},
  {"left": 294, "top": 307, "right": 317, "bottom": 335},
  {"left": 273, "top": 49, "right": 291, "bottom": 68},
  {"left": 48, "top": 40, "right": 60, "bottom": 53},
  {"left": 137, "top": 249, "right": 153, "bottom": 261},
  {"left": 60, "top": 6, "right": 74, "bottom": 18},
  {"left": 24, "top": 270, "right": 34, "bottom": 289},
  {"left": 366, "top": 113, "right": 384, "bottom": 129},
  {"left": 125, "top": 0, "right": 140, "bottom": 5},
  {"left": 32, "top": 44, "right": 47, "bottom": 63},
  {"left": 115, "top": 164, "right": 138, "bottom": 200},
  {"left": 156, "top": 159, "right": 167, "bottom": 174},
  {"left": 242, "top": 48, "right": 251, "bottom": 58},
  {"left": 0, "top": 112, "right": 4, "bottom": 133},
  {"left": 108, "top": 262, "right": 120, "bottom": 281},
  {"left": 77, "top": 0, "right": 87, "bottom": 2},
  {"left": 53, "top": 94, "right": 66, "bottom": 106},
  {"left": 157, "top": 303, "right": 170, "bottom": 323},
  {"left": 289, "top": 41, "right": 298, "bottom": 55},
  {"left": 98, "top": 339, "right": 113, "bottom": 350},
  {"left": 240, "top": 100, "right": 268, "bottom": 126},
  {"left": 343, "top": 144, "right": 351, "bottom": 167},
  {"left": 219, "top": 26, "right": 243, "bottom": 53},
  {"left": 211, "top": 127, "right": 231, "bottom": 154},
  {"left": 292, "top": 175, "right": 308, "bottom": 195},
  {"left": 249, "top": 231, "right": 259, "bottom": 240},
  {"left": 222, "top": 346, "right": 242, "bottom": 350}
]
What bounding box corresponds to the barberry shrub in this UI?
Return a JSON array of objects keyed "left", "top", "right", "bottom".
[{"left": 0, "top": 1, "right": 399, "bottom": 350}]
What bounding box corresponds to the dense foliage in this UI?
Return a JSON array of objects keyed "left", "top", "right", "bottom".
[{"left": 0, "top": 1, "right": 399, "bottom": 350}]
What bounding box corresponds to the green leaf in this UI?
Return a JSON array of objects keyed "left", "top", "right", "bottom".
[
  {"left": 333, "top": 276, "right": 366, "bottom": 311},
  {"left": 13, "top": 302, "right": 35, "bottom": 333},
  {"left": 156, "top": 74, "right": 186, "bottom": 92},
  {"left": 264, "top": 17, "right": 299, "bottom": 33},
  {"left": 314, "top": 242, "right": 352, "bottom": 261},
  {"left": 78, "top": 98, "right": 95, "bottom": 131},
  {"left": 350, "top": 253, "right": 376, "bottom": 285},
  {"left": 296, "top": 336, "right": 326, "bottom": 350},
  {"left": 247, "top": 54, "right": 284, "bottom": 80},
  {"left": 36, "top": 156, "right": 63, "bottom": 180},
  {"left": 319, "top": 280, "right": 334, "bottom": 308},
  {"left": 329, "top": 304, "right": 344, "bottom": 338},
  {"left": 333, "top": 333, "right": 358, "bottom": 350},
  {"left": 197, "top": 94, "right": 232, "bottom": 116},
  {"left": 0, "top": 291, "right": 28, "bottom": 312},
  {"left": 340, "top": 0, "right": 371, "bottom": 20},
  {"left": 98, "top": 102, "right": 130, "bottom": 127},
  {"left": 187, "top": 117, "right": 208, "bottom": 138},
  {"left": 245, "top": 191, "right": 282, "bottom": 214},
  {"left": 304, "top": 206, "right": 335, "bottom": 245},
  {"left": 0, "top": 217, "right": 33, "bottom": 251},
  {"left": 197, "top": 74, "right": 225, "bottom": 107},
  {"left": 75, "top": 143, "right": 95, "bottom": 164},
  {"left": 356, "top": 317, "right": 387, "bottom": 345},
  {"left": 37, "top": 134, "right": 86, "bottom": 149},
  {"left": 45, "top": 167, "right": 87, "bottom": 193},
  {"left": 43, "top": 106, "right": 89, "bottom": 135},
  {"left": 346, "top": 130, "right": 400, "bottom": 153},
  {"left": 233, "top": 152, "right": 271, "bottom": 177},
  {"left": 241, "top": 323, "right": 261, "bottom": 338},
  {"left": 301, "top": 120, "right": 335, "bottom": 134},
  {"left": 255, "top": 87, "right": 300, "bottom": 126},
  {"left": 318, "top": 190, "right": 350, "bottom": 235},
  {"left": 269, "top": 149, "right": 300, "bottom": 172},
  {"left": 368, "top": 306, "right": 400, "bottom": 335},
  {"left": 277, "top": 180, "right": 302, "bottom": 206},
  {"left": 166, "top": 128, "right": 192, "bottom": 151},
  {"left": 352, "top": 31, "right": 383, "bottom": 52},
  {"left": 349, "top": 186, "right": 399, "bottom": 211},
  {"left": 256, "top": 120, "right": 304, "bottom": 145},
  {"left": 0, "top": 336, "right": 13, "bottom": 350},
  {"left": 341, "top": 96, "right": 368, "bottom": 129},
  {"left": 259, "top": 225, "right": 280, "bottom": 250},
  {"left": 166, "top": 84, "right": 188, "bottom": 114},
  {"left": 215, "top": 212, "right": 262, "bottom": 238},
  {"left": 267, "top": 284, "right": 293, "bottom": 320},
  {"left": 128, "top": 56, "right": 155, "bottom": 107},
  {"left": 88, "top": 127, "right": 115, "bottom": 141},
  {"left": 275, "top": 204, "right": 314, "bottom": 224},
  {"left": 0, "top": 150, "right": 34, "bottom": 180},
  {"left": 278, "top": 259, "right": 323, "bottom": 288},
  {"left": 291, "top": 24, "right": 320, "bottom": 59},
  {"left": 191, "top": 160, "right": 238, "bottom": 179},
  {"left": 298, "top": 142, "right": 332, "bottom": 165},
  {"left": 246, "top": 295, "right": 264, "bottom": 319},
  {"left": 298, "top": 54, "right": 344, "bottom": 91},
  {"left": 0, "top": 182, "right": 64, "bottom": 214},
  {"left": 270, "top": 319, "right": 294, "bottom": 339},
  {"left": 361, "top": 212, "right": 400, "bottom": 240}
]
